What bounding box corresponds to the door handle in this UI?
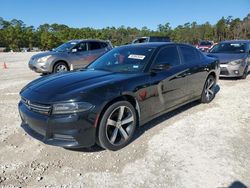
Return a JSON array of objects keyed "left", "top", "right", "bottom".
[
  {"left": 176, "top": 74, "right": 186, "bottom": 78},
  {"left": 176, "top": 72, "right": 191, "bottom": 78}
]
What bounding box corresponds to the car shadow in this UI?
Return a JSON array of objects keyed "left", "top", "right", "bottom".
[
  {"left": 219, "top": 77, "right": 240, "bottom": 81},
  {"left": 65, "top": 144, "right": 105, "bottom": 153},
  {"left": 67, "top": 84, "right": 220, "bottom": 152},
  {"left": 214, "top": 84, "right": 220, "bottom": 94},
  {"left": 228, "top": 181, "right": 248, "bottom": 188},
  {"left": 131, "top": 100, "right": 201, "bottom": 144}
]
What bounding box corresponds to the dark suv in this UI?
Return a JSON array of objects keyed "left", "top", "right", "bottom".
[
  {"left": 28, "top": 39, "right": 113, "bottom": 73},
  {"left": 132, "top": 36, "right": 170, "bottom": 44}
]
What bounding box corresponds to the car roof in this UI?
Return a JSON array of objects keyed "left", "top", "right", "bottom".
[
  {"left": 128, "top": 42, "right": 175, "bottom": 48},
  {"left": 126, "top": 42, "right": 196, "bottom": 49},
  {"left": 68, "top": 39, "right": 108, "bottom": 43},
  {"left": 220, "top": 40, "right": 250, "bottom": 44}
]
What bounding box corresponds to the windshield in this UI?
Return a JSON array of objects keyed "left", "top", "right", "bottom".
[
  {"left": 210, "top": 42, "right": 245, "bottom": 53},
  {"left": 53, "top": 41, "right": 78, "bottom": 52},
  {"left": 87, "top": 46, "right": 155, "bottom": 73},
  {"left": 200, "top": 41, "right": 212, "bottom": 46}
]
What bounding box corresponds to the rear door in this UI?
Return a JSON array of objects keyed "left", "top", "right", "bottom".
[{"left": 178, "top": 44, "right": 208, "bottom": 98}]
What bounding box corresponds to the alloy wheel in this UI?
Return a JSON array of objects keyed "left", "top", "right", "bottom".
[
  {"left": 205, "top": 77, "right": 215, "bottom": 101},
  {"left": 56, "top": 64, "right": 68, "bottom": 73},
  {"left": 105, "top": 106, "right": 135, "bottom": 146}
]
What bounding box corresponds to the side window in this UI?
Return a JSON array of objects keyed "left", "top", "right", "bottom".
[
  {"left": 179, "top": 45, "right": 200, "bottom": 64},
  {"left": 89, "top": 42, "right": 101, "bottom": 50},
  {"left": 154, "top": 46, "right": 181, "bottom": 67},
  {"left": 75, "top": 42, "right": 87, "bottom": 52}
]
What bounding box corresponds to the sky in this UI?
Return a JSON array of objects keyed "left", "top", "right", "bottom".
[{"left": 0, "top": 0, "right": 250, "bottom": 30}]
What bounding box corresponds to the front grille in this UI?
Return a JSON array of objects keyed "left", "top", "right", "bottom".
[
  {"left": 220, "top": 67, "right": 229, "bottom": 75},
  {"left": 21, "top": 97, "right": 51, "bottom": 115},
  {"left": 220, "top": 62, "right": 228, "bottom": 64},
  {"left": 29, "top": 64, "right": 37, "bottom": 71}
]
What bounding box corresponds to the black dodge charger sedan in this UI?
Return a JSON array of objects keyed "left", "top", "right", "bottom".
[{"left": 19, "top": 43, "right": 219, "bottom": 150}]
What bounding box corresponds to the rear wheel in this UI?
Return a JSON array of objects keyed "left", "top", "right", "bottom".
[
  {"left": 97, "top": 101, "right": 137, "bottom": 151},
  {"left": 241, "top": 66, "right": 248, "bottom": 79},
  {"left": 201, "top": 75, "right": 216, "bottom": 103},
  {"left": 53, "top": 62, "right": 69, "bottom": 73}
]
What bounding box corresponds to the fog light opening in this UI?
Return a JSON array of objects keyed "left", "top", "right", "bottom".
[
  {"left": 234, "top": 70, "right": 239, "bottom": 74},
  {"left": 53, "top": 134, "right": 74, "bottom": 141}
]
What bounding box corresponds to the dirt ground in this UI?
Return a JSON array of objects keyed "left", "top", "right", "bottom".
[{"left": 0, "top": 52, "right": 250, "bottom": 188}]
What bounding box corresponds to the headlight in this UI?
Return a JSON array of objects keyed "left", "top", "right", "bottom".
[
  {"left": 228, "top": 59, "right": 243, "bottom": 66},
  {"left": 52, "top": 102, "right": 94, "bottom": 114},
  {"left": 37, "top": 55, "right": 52, "bottom": 63}
]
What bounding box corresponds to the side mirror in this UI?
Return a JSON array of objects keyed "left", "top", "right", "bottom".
[
  {"left": 71, "top": 48, "right": 77, "bottom": 53},
  {"left": 152, "top": 63, "right": 171, "bottom": 71}
]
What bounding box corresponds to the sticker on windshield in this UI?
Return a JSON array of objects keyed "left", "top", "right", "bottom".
[
  {"left": 128, "top": 54, "right": 145, "bottom": 60},
  {"left": 230, "top": 43, "right": 241, "bottom": 47},
  {"left": 133, "top": 65, "right": 139, "bottom": 68}
]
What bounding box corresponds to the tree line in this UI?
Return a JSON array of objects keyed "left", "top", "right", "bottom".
[{"left": 0, "top": 14, "right": 250, "bottom": 51}]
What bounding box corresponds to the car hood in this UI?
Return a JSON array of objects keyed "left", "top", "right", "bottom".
[
  {"left": 205, "top": 53, "right": 247, "bottom": 63},
  {"left": 21, "top": 70, "right": 134, "bottom": 102},
  {"left": 31, "top": 51, "right": 62, "bottom": 59}
]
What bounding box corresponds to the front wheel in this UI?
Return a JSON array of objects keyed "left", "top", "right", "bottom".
[
  {"left": 201, "top": 75, "right": 216, "bottom": 103},
  {"left": 97, "top": 101, "right": 137, "bottom": 151},
  {"left": 53, "top": 62, "right": 69, "bottom": 73}
]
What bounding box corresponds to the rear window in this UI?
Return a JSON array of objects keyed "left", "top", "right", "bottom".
[
  {"left": 100, "top": 42, "right": 108, "bottom": 48},
  {"left": 179, "top": 45, "right": 200, "bottom": 64}
]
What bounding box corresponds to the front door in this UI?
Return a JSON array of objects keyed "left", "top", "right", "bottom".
[
  {"left": 70, "top": 42, "right": 90, "bottom": 69},
  {"left": 149, "top": 45, "right": 188, "bottom": 114}
]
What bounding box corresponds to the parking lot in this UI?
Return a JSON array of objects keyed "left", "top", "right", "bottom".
[{"left": 0, "top": 52, "right": 250, "bottom": 187}]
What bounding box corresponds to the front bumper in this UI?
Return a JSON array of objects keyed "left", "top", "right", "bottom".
[
  {"left": 219, "top": 64, "right": 245, "bottom": 77},
  {"left": 29, "top": 60, "right": 51, "bottom": 73},
  {"left": 18, "top": 101, "right": 96, "bottom": 148}
]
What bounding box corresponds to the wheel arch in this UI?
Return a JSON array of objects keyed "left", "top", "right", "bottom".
[
  {"left": 208, "top": 71, "right": 217, "bottom": 81},
  {"left": 52, "top": 60, "right": 70, "bottom": 72},
  {"left": 95, "top": 94, "right": 141, "bottom": 135}
]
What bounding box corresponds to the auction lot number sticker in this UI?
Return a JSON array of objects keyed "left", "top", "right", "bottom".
[{"left": 128, "top": 54, "right": 145, "bottom": 60}]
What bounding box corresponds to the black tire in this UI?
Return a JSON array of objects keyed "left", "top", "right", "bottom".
[
  {"left": 97, "top": 101, "right": 137, "bottom": 151},
  {"left": 241, "top": 66, "right": 248, "bottom": 79},
  {"left": 200, "top": 75, "right": 216, "bottom": 103},
  {"left": 53, "top": 62, "right": 69, "bottom": 73}
]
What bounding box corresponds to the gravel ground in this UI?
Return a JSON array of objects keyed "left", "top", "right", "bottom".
[{"left": 0, "top": 52, "right": 250, "bottom": 188}]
